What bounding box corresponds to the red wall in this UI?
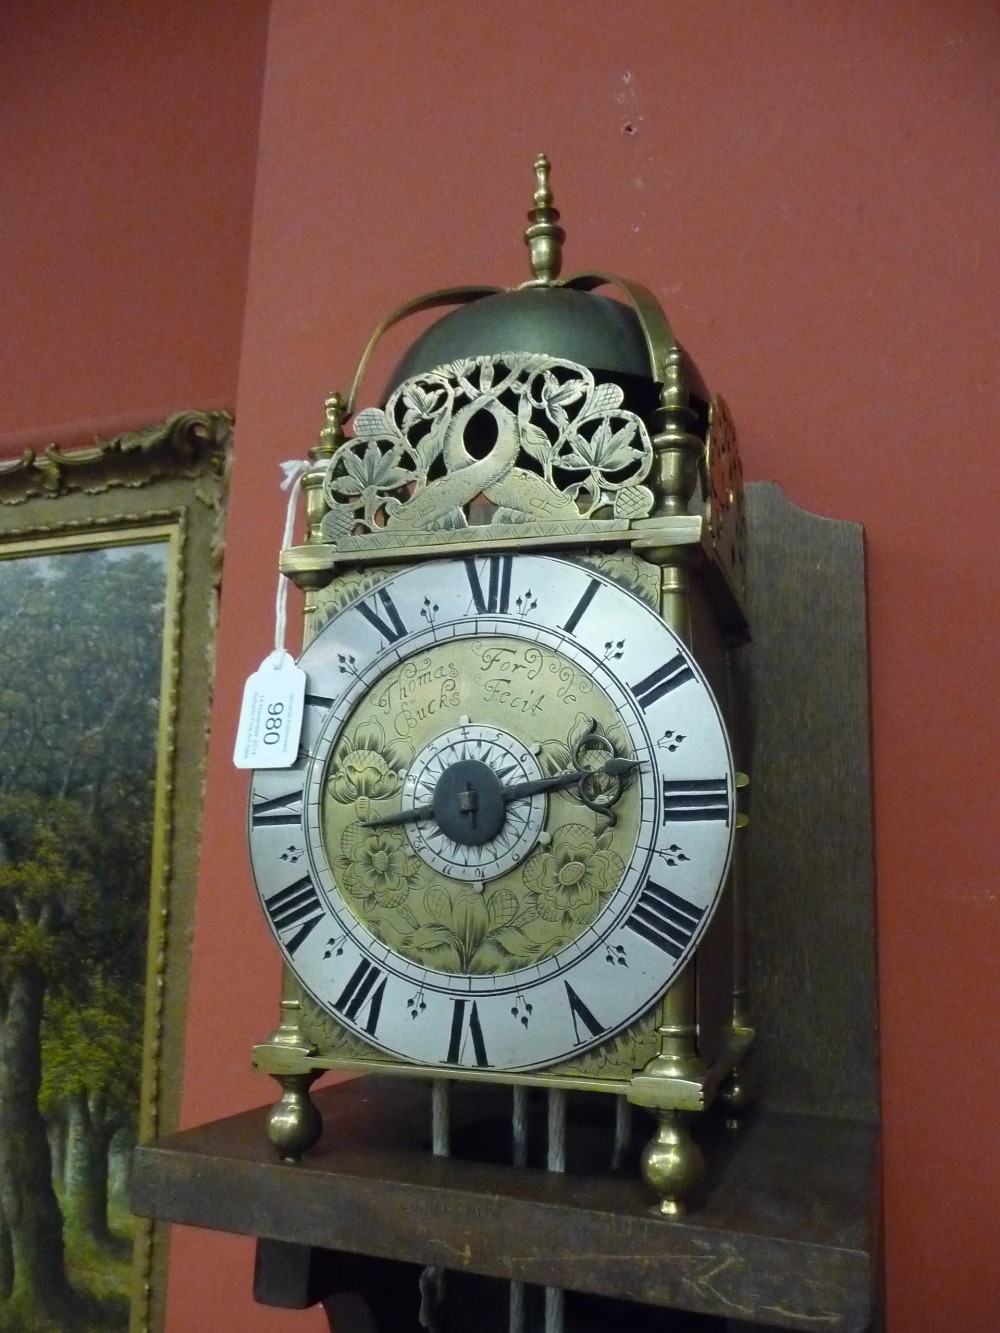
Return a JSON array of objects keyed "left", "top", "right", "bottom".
[
  {"left": 178, "top": 3, "right": 1000, "bottom": 1329},
  {"left": 0, "top": 1, "right": 269, "bottom": 452}
]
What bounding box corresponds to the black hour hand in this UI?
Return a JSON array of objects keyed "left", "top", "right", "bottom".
[{"left": 362, "top": 803, "right": 435, "bottom": 829}]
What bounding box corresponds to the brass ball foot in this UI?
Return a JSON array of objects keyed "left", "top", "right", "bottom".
[
  {"left": 266, "top": 1072, "right": 323, "bottom": 1162},
  {"left": 640, "top": 1108, "right": 704, "bottom": 1218},
  {"left": 717, "top": 1062, "right": 754, "bottom": 1128}
]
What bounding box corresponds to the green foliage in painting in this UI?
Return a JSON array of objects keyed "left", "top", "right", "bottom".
[{"left": 0, "top": 544, "right": 167, "bottom": 1328}]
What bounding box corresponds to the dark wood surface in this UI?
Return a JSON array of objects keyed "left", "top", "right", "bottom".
[
  {"left": 132, "top": 1078, "right": 877, "bottom": 1331},
  {"left": 742, "top": 484, "right": 878, "bottom": 1120}
]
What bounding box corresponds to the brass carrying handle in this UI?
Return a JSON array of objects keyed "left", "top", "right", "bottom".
[
  {"left": 344, "top": 273, "right": 676, "bottom": 422},
  {"left": 562, "top": 270, "right": 677, "bottom": 386},
  {"left": 345, "top": 285, "right": 502, "bottom": 418}
]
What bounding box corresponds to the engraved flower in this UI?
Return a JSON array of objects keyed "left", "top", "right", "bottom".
[
  {"left": 522, "top": 823, "right": 623, "bottom": 927},
  {"left": 326, "top": 436, "right": 411, "bottom": 498},
  {"left": 336, "top": 822, "right": 423, "bottom": 911},
  {"left": 328, "top": 720, "right": 412, "bottom": 804}
]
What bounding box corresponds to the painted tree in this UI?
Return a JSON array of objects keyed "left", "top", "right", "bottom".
[
  {"left": 0, "top": 545, "right": 165, "bottom": 1315},
  {"left": 0, "top": 798, "right": 89, "bottom": 1314},
  {"left": 41, "top": 981, "right": 142, "bottom": 1241}
]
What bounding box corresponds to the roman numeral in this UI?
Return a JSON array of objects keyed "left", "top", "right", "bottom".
[
  {"left": 564, "top": 981, "right": 606, "bottom": 1045},
  {"left": 625, "top": 879, "right": 705, "bottom": 959},
  {"left": 662, "top": 778, "right": 730, "bottom": 823},
  {"left": 332, "top": 959, "right": 387, "bottom": 1036},
  {"left": 464, "top": 555, "right": 512, "bottom": 614},
  {"left": 631, "top": 654, "right": 695, "bottom": 710},
  {"left": 445, "top": 998, "right": 489, "bottom": 1067},
  {"left": 355, "top": 588, "right": 408, "bottom": 643},
  {"left": 262, "top": 876, "right": 324, "bottom": 956},
  {"left": 251, "top": 788, "right": 303, "bottom": 828},
  {"left": 562, "top": 577, "right": 601, "bottom": 634}
]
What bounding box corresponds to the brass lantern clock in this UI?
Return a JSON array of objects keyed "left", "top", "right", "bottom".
[{"left": 246, "top": 156, "right": 751, "bottom": 1217}]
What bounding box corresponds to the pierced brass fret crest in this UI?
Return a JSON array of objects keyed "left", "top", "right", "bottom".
[{"left": 320, "top": 353, "right": 655, "bottom": 546}]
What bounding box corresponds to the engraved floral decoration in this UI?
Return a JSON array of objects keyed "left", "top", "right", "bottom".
[
  {"left": 327, "top": 719, "right": 412, "bottom": 803},
  {"left": 335, "top": 822, "right": 422, "bottom": 919},
  {"left": 320, "top": 353, "right": 655, "bottom": 541},
  {"left": 522, "top": 823, "right": 623, "bottom": 928},
  {"left": 396, "top": 882, "right": 543, "bottom": 975},
  {"left": 323, "top": 703, "right": 634, "bottom": 978}
]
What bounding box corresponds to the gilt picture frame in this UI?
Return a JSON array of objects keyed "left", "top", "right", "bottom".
[{"left": 0, "top": 412, "right": 231, "bottom": 1332}]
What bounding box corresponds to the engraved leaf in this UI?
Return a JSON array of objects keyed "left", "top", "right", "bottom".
[
  {"left": 325, "top": 445, "right": 411, "bottom": 499},
  {"left": 519, "top": 419, "right": 551, "bottom": 462},
  {"left": 564, "top": 416, "right": 642, "bottom": 473},
  {"left": 594, "top": 827, "right": 614, "bottom": 853},
  {"left": 537, "top": 742, "right": 573, "bottom": 776},
  {"left": 490, "top": 925, "right": 542, "bottom": 959},
  {"left": 469, "top": 927, "right": 541, "bottom": 973},
  {"left": 442, "top": 357, "right": 477, "bottom": 384},
  {"left": 592, "top": 417, "right": 640, "bottom": 470},
  {"left": 403, "top": 924, "right": 461, "bottom": 970},
  {"left": 400, "top": 383, "right": 444, "bottom": 429},
  {"left": 366, "top": 916, "right": 388, "bottom": 946},
  {"left": 452, "top": 889, "right": 490, "bottom": 956},
  {"left": 583, "top": 382, "right": 624, "bottom": 416},
  {"left": 360, "top": 441, "right": 411, "bottom": 489},
  {"left": 352, "top": 406, "right": 398, "bottom": 440},
  {"left": 612, "top": 484, "right": 654, "bottom": 520},
  {"left": 320, "top": 506, "right": 355, "bottom": 542},
  {"left": 406, "top": 924, "right": 457, "bottom": 950},
  {"left": 423, "top": 884, "right": 453, "bottom": 922},
  {"left": 486, "top": 887, "right": 518, "bottom": 929},
  {"left": 540, "top": 371, "right": 586, "bottom": 411},
  {"left": 609, "top": 420, "right": 643, "bottom": 466}
]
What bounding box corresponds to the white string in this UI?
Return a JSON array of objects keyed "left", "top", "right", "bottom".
[{"left": 270, "top": 460, "right": 308, "bottom": 667}]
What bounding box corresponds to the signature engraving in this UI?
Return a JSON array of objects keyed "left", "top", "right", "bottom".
[{"left": 473, "top": 642, "right": 547, "bottom": 716}]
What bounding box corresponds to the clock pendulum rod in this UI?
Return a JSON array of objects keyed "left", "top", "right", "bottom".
[
  {"left": 418, "top": 1080, "right": 451, "bottom": 1333},
  {"left": 506, "top": 1088, "right": 566, "bottom": 1333},
  {"left": 509, "top": 1087, "right": 529, "bottom": 1333},
  {"left": 544, "top": 1089, "right": 567, "bottom": 1333},
  {"left": 431, "top": 1077, "right": 450, "bottom": 1156},
  {"left": 612, "top": 1095, "right": 632, "bottom": 1171}
]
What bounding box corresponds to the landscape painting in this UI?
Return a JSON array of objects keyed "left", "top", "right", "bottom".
[
  {"left": 0, "top": 413, "right": 232, "bottom": 1333},
  {"left": 0, "top": 536, "right": 170, "bottom": 1331}
]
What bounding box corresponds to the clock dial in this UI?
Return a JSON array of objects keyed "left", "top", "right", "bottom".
[
  {"left": 396, "top": 723, "right": 547, "bottom": 883},
  {"left": 248, "top": 554, "right": 734, "bottom": 1071}
]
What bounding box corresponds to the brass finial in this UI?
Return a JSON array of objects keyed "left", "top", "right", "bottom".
[
  {"left": 524, "top": 153, "right": 565, "bottom": 285},
  {"left": 317, "top": 392, "right": 346, "bottom": 453},
  {"left": 301, "top": 391, "right": 346, "bottom": 542},
  {"left": 650, "top": 347, "right": 703, "bottom": 517}
]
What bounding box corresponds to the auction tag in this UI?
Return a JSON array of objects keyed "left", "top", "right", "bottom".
[{"left": 233, "top": 650, "right": 306, "bottom": 769}]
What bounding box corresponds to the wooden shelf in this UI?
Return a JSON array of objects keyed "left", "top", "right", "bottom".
[{"left": 131, "top": 1077, "right": 878, "bottom": 1331}]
